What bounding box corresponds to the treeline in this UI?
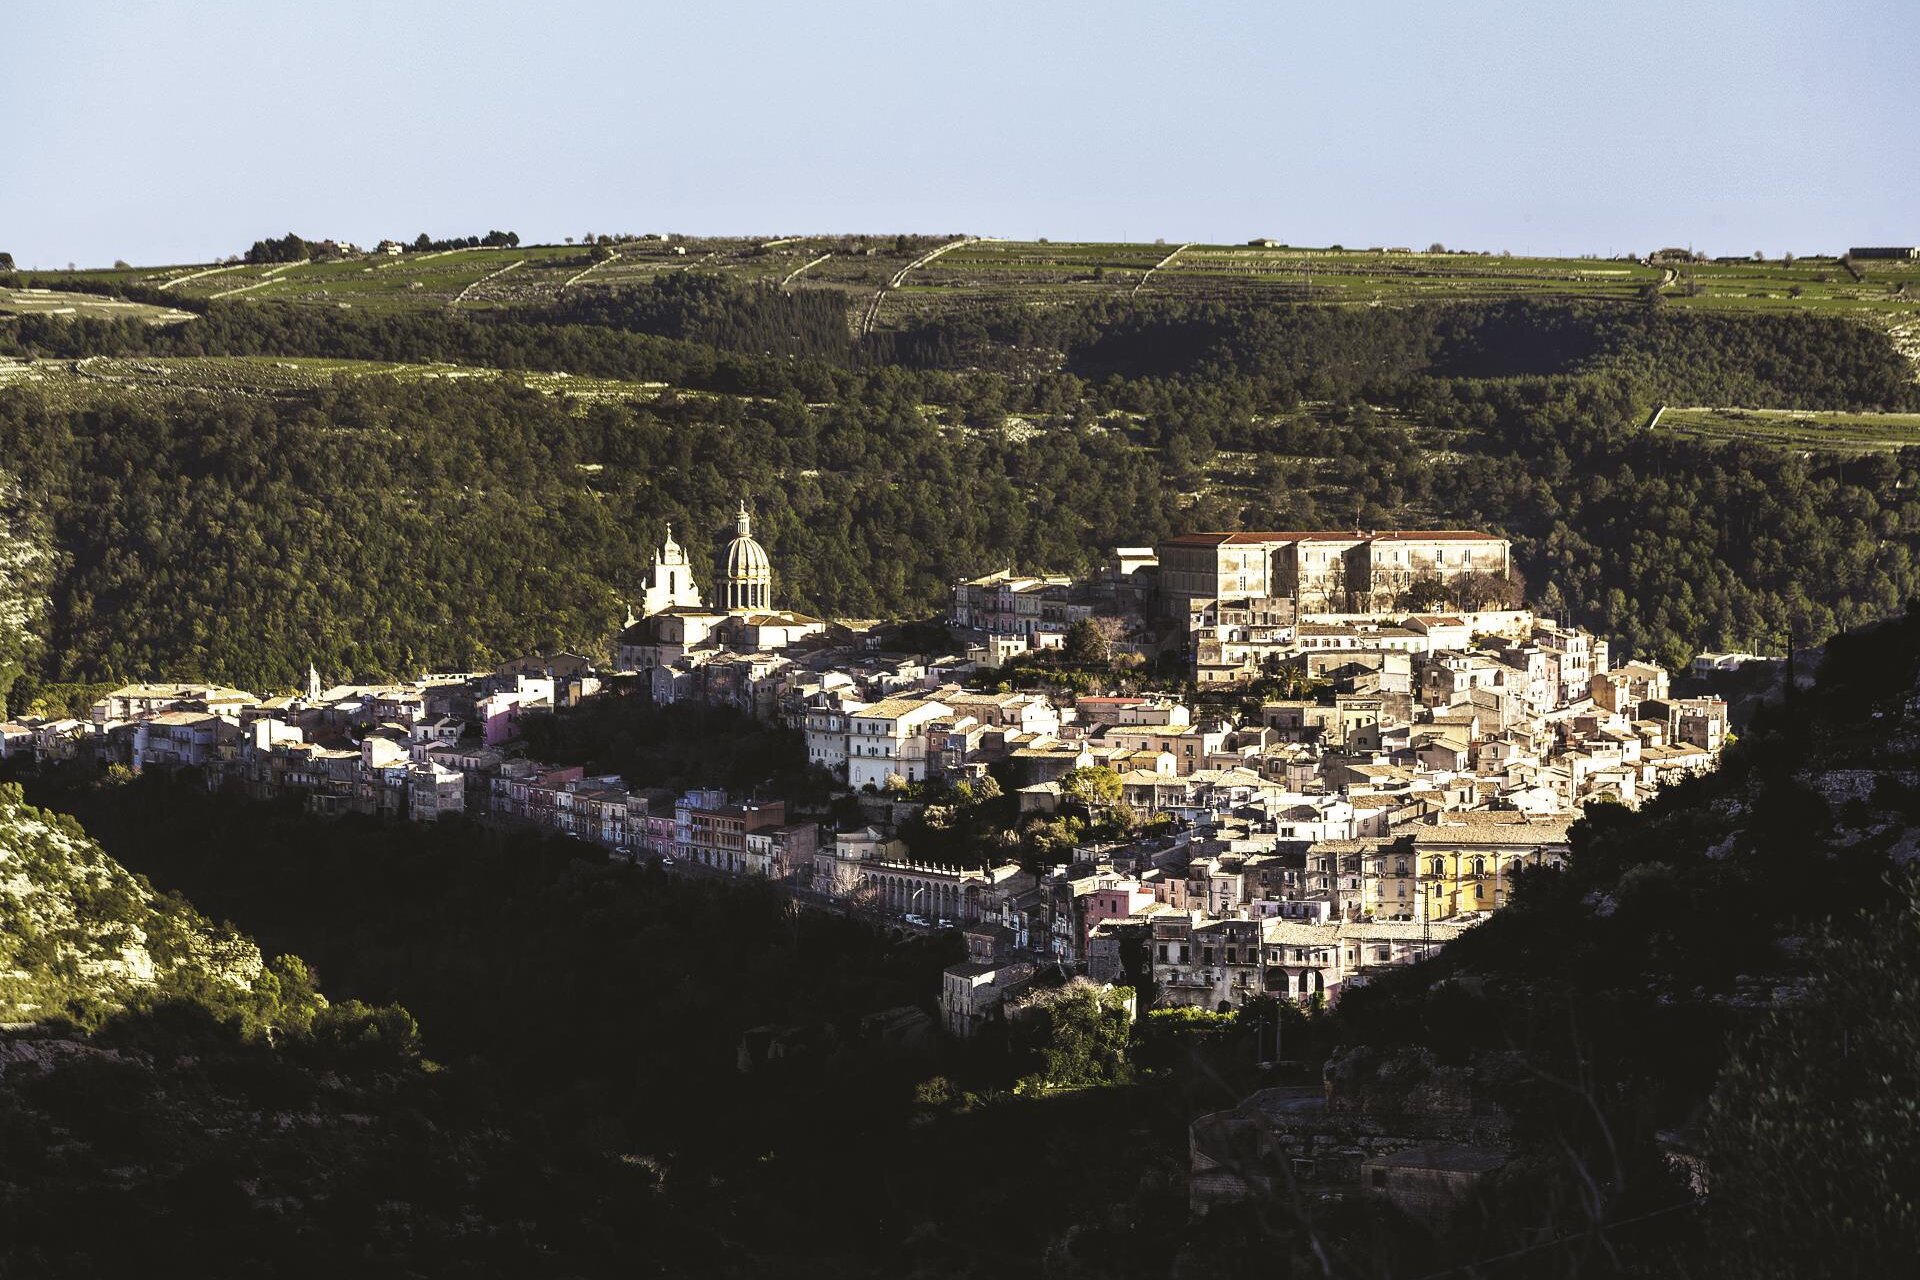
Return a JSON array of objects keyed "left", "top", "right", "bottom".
[
  {"left": 530, "top": 271, "right": 859, "bottom": 362},
  {"left": 0, "top": 299, "right": 857, "bottom": 400},
  {"left": 243, "top": 232, "right": 324, "bottom": 264},
  {"left": 407, "top": 228, "right": 520, "bottom": 251},
  {"left": 13, "top": 278, "right": 1912, "bottom": 414}
]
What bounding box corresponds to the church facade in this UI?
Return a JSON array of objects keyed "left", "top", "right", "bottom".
[{"left": 616, "top": 501, "right": 824, "bottom": 673}]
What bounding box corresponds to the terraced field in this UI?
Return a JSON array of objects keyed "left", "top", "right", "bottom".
[
  {"left": 0, "top": 286, "right": 196, "bottom": 325},
  {"left": 66, "top": 236, "right": 935, "bottom": 314},
  {"left": 0, "top": 354, "right": 669, "bottom": 407},
  {"left": 1656, "top": 406, "right": 1920, "bottom": 454},
  {"left": 894, "top": 241, "right": 1662, "bottom": 316},
  {"left": 19, "top": 240, "right": 1920, "bottom": 335}
]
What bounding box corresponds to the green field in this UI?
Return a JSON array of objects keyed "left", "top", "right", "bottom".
[
  {"left": 0, "top": 286, "right": 196, "bottom": 325},
  {"left": 19, "top": 238, "right": 1920, "bottom": 334},
  {"left": 1656, "top": 406, "right": 1920, "bottom": 454}
]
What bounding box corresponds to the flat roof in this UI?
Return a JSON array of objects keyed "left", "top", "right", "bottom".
[{"left": 1162, "top": 529, "right": 1503, "bottom": 547}]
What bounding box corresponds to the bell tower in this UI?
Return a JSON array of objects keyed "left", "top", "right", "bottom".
[{"left": 637, "top": 522, "right": 704, "bottom": 616}]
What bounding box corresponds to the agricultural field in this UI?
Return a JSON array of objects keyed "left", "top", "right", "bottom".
[
  {"left": 0, "top": 354, "right": 669, "bottom": 408},
  {"left": 1656, "top": 406, "right": 1920, "bottom": 454},
  {"left": 0, "top": 286, "right": 196, "bottom": 325},
  {"left": 892, "top": 241, "right": 1662, "bottom": 316},
  {"left": 15, "top": 239, "right": 1920, "bottom": 334}
]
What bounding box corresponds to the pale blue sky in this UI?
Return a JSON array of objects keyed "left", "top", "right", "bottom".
[{"left": 5, "top": 0, "right": 1914, "bottom": 268}]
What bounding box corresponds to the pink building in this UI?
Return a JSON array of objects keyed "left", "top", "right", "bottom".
[{"left": 1080, "top": 880, "right": 1156, "bottom": 948}]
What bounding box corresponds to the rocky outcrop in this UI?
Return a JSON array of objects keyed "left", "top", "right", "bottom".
[{"left": 0, "top": 783, "right": 267, "bottom": 1023}]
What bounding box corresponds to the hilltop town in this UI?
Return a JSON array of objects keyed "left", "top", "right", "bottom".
[{"left": 1, "top": 505, "right": 1739, "bottom": 1045}]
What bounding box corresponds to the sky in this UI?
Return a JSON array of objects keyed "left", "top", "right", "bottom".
[{"left": 5, "top": 0, "right": 1916, "bottom": 268}]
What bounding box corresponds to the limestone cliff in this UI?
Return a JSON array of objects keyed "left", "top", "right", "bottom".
[{"left": 0, "top": 782, "right": 267, "bottom": 1023}]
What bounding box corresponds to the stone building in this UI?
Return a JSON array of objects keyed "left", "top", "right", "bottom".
[
  {"left": 618, "top": 501, "right": 822, "bottom": 673},
  {"left": 1157, "top": 530, "right": 1512, "bottom": 614},
  {"left": 635, "top": 523, "right": 703, "bottom": 616}
]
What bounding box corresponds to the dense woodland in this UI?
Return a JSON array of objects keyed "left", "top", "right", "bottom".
[{"left": 3, "top": 284, "right": 1920, "bottom": 692}]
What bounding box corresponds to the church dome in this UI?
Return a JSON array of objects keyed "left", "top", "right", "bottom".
[
  {"left": 725, "top": 531, "right": 770, "bottom": 578},
  {"left": 722, "top": 500, "right": 772, "bottom": 612}
]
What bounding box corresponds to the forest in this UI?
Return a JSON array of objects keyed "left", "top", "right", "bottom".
[{"left": 4, "top": 281, "right": 1920, "bottom": 694}]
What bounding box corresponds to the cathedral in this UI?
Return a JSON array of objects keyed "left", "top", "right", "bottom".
[
  {"left": 617, "top": 500, "right": 824, "bottom": 673},
  {"left": 636, "top": 523, "right": 703, "bottom": 615},
  {"left": 721, "top": 501, "right": 772, "bottom": 613}
]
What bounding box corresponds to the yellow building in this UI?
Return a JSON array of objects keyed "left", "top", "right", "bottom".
[{"left": 1407, "top": 813, "right": 1573, "bottom": 920}]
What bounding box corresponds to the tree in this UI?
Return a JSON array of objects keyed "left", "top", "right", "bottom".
[
  {"left": 1450, "top": 568, "right": 1521, "bottom": 611},
  {"left": 1397, "top": 572, "right": 1451, "bottom": 612},
  {"left": 1064, "top": 618, "right": 1119, "bottom": 665},
  {"left": 1703, "top": 873, "right": 1920, "bottom": 1278},
  {"left": 1027, "top": 815, "right": 1086, "bottom": 861},
  {"left": 244, "top": 233, "right": 311, "bottom": 265},
  {"left": 0, "top": 251, "right": 15, "bottom": 271},
  {"left": 1059, "top": 765, "right": 1123, "bottom": 819},
  {"left": 6, "top": 672, "right": 40, "bottom": 719},
  {"left": 1008, "top": 980, "right": 1135, "bottom": 1092}
]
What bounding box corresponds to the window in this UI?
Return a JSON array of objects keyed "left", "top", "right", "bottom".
[
  {"left": 1371, "top": 1169, "right": 1388, "bottom": 1189},
  {"left": 1430, "top": 857, "right": 1445, "bottom": 877},
  {"left": 1201, "top": 947, "right": 1214, "bottom": 966}
]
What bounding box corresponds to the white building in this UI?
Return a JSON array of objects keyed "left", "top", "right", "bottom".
[
  {"left": 804, "top": 692, "right": 870, "bottom": 779},
  {"left": 846, "top": 696, "right": 952, "bottom": 790},
  {"left": 636, "top": 523, "right": 704, "bottom": 616}
]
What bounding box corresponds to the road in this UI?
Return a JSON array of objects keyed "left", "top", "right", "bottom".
[
  {"left": 859, "top": 236, "right": 984, "bottom": 337},
  {"left": 1132, "top": 242, "right": 1192, "bottom": 297}
]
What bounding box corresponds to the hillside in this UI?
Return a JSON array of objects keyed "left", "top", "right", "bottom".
[
  {"left": 2, "top": 286, "right": 1919, "bottom": 695},
  {"left": 0, "top": 782, "right": 273, "bottom": 1024},
  {"left": 0, "top": 784, "right": 613, "bottom": 1278},
  {"left": 14, "top": 239, "right": 1920, "bottom": 335}
]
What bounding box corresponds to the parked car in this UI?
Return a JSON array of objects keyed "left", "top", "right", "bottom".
[{"left": 904, "top": 913, "right": 929, "bottom": 927}]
